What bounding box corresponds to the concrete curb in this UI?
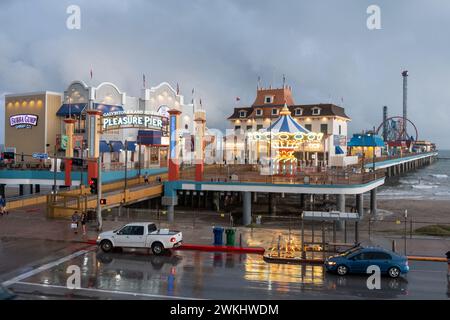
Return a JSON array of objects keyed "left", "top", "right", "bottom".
[
  {"left": 407, "top": 256, "right": 447, "bottom": 262},
  {"left": 175, "top": 244, "right": 265, "bottom": 254},
  {"left": 85, "top": 239, "right": 265, "bottom": 254},
  {"left": 263, "top": 255, "right": 324, "bottom": 264},
  {"left": 263, "top": 255, "right": 448, "bottom": 264}
]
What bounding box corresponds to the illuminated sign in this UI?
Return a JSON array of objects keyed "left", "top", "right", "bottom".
[
  {"left": 102, "top": 111, "right": 168, "bottom": 131},
  {"left": 9, "top": 114, "right": 38, "bottom": 129}
]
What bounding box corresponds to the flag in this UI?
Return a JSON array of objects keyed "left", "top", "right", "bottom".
[
  {"left": 143, "top": 74, "right": 146, "bottom": 88},
  {"left": 282, "top": 74, "right": 286, "bottom": 86},
  {"left": 192, "top": 88, "right": 195, "bottom": 95},
  {"left": 236, "top": 97, "right": 240, "bottom": 102},
  {"left": 199, "top": 98, "right": 202, "bottom": 107},
  {"left": 176, "top": 83, "right": 180, "bottom": 95},
  {"left": 90, "top": 69, "right": 93, "bottom": 79}
]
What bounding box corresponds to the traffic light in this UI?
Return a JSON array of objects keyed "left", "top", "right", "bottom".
[
  {"left": 100, "top": 199, "right": 106, "bottom": 205},
  {"left": 89, "top": 178, "right": 98, "bottom": 194}
]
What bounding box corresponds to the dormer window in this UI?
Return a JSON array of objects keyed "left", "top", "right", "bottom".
[
  {"left": 272, "top": 108, "right": 278, "bottom": 116},
  {"left": 312, "top": 107, "right": 321, "bottom": 115},
  {"left": 294, "top": 108, "right": 303, "bottom": 116},
  {"left": 255, "top": 109, "right": 263, "bottom": 116},
  {"left": 264, "top": 96, "right": 274, "bottom": 104},
  {"left": 239, "top": 110, "right": 247, "bottom": 118}
]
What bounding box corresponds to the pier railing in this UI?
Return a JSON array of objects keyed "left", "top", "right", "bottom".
[{"left": 179, "top": 164, "right": 385, "bottom": 185}]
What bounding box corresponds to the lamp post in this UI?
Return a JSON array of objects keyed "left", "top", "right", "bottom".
[
  {"left": 124, "top": 140, "right": 128, "bottom": 191},
  {"left": 138, "top": 136, "right": 142, "bottom": 178}
]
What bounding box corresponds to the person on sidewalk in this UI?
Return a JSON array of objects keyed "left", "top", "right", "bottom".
[
  {"left": 80, "top": 211, "right": 88, "bottom": 235},
  {"left": 0, "top": 195, "right": 6, "bottom": 216},
  {"left": 71, "top": 211, "right": 80, "bottom": 234},
  {"left": 144, "top": 173, "right": 149, "bottom": 184}
]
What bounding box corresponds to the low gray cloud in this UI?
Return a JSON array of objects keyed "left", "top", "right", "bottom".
[{"left": 1, "top": 0, "right": 449, "bottom": 147}]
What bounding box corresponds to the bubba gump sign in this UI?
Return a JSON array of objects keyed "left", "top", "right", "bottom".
[{"left": 9, "top": 114, "right": 39, "bottom": 129}]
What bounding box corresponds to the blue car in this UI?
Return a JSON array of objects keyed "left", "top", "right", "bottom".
[{"left": 324, "top": 246, "right": 409, "bottom": 278}]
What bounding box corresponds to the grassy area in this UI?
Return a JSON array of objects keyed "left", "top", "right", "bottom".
[{"left": 414, "top": 225, "right": 450, "bottom": 237}]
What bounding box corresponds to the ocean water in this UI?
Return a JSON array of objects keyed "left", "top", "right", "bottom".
[{"left": 378, "top": 150, "right": 450, "bottom": 200}]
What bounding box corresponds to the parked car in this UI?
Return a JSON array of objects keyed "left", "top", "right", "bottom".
[
  {"left": 324, "top": 246, "right": 409, "bottom": 278},
  {"left": 97, "top": 222, "right": 182, "bottom": 255}
]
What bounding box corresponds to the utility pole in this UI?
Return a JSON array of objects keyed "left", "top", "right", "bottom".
[{"left": 97, "top": 156, "right": 103, "bottom": 231}]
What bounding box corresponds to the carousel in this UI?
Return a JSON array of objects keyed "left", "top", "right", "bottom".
[{"left": 249, "top": 104, "right": 324, "bottom": 176}]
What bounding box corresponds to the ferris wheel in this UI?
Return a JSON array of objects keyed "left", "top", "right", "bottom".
[{"left": 375, "top": 116, "right": 419, "bottom": 142}]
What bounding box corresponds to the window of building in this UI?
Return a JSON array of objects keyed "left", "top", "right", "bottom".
[
  {"left": 246, "top": 125, "right": 252, "bottom": 131},
  {"left": 239, "top": 110, "right": 247, "bottom": 118},
  {"left": 294, "top": 108, "right": 303, "bottom": 116},
  {"left": 339, "top": 125, "right": 342, "bottom": 135},
  {"left": 256, "top": 124, "right": 263, "bottom": 130},
  {"left": 265, "top": 96, "right": 273, "bottom": 104},
  {"left": 235, "top": 125, "right": 241, "bottom": 131},
  {"left": 305, "top": 124, "right": 312, "bottom": 131},
  {"left": 312, "top": 107, "right": 321, "bottom": 115},
  {"left": 255, "top": 109, "right": 263, "bottom": 116},
  {"left": 271, "top": 108, "right": 278, "bottom": 116},
  {"left": 320, "top": 124, "right": 328, "bottom": 134}
]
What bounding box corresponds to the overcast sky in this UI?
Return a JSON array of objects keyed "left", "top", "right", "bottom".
[{"left": 1, "top": 0, "right": 450, "bottom": 148}]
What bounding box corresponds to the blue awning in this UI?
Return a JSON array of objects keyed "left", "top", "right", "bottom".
[
  {"left": 348, "top": 134, "right": 385, "bottom": 147},
  {"left": 100, "top": 140, "right": 110, "bottom": 153},
  {"left": 335, "top": 146, "right": 345, "bottom": 155},
  {"left": 125, "top": 141, "right": 137, "bottom": 152},
  {"left": 110, "top": 141, "right": 124, "bottom": 152},
  {"left": 56, "top": 103, "right": 87, "bottom": 117},
  {"left": 94, "top": 103, "right": 124, "bottom": 114}
]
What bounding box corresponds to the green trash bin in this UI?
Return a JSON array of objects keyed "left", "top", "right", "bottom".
[{"left": 225, "top": 228, "right": 236, "bottom": 246}]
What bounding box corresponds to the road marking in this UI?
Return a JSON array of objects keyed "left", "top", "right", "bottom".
[
  {"left": 1, "top": 249, "right": 90, "bottom": 287},
  {"left": 15, "top": 281, "right": 203, "bottom": 300}
]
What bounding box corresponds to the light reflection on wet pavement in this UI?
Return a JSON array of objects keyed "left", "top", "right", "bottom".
[{"left": 9, "top": 249, "right": 450, "bottom": 300}]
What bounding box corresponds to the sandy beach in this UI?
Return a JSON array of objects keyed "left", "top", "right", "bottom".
[{"left": 378, "top": 199, "right": 450, "bottom": 223}]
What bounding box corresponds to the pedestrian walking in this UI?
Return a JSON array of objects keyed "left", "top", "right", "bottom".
[
  {"left": 71, "top": 211, "right": 80, "bottom": 234},
  {"left": 144, "top": 173, "right": 149, "bottom": 184},
  {"left": 0, "top": 195, "right": 6, "bottom": 216},
  {"left": 80, "top": 211, "right": 88, "bottom": 235}
]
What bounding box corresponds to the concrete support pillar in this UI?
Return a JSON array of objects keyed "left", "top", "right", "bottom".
[
  {"left": 243, "top": 191, "right": 252, "bottom": 226},
  {"left": 300, "top": 194, "right": 305, "bottom": 208},
  {"left": 162, "top": 195, "right": 178, "bottom": 224},
  {"left": 356, "top": 193, "right": 364, "bottom": 217},
  {"left": 19, "top": 184, "right": 24, "bottom": 196},
  {"left": 253, "top": 192, "right": 257, "bottom": 203},
  {"left": 167, "top": 205, "right": 174, "bottom": 223},
  {"left": 29, "top": 184, "right": 34, "bottom": 194},
  {"left": 336, "top": 194, "right": 345, "bottom": 231},
  {"left": 35, "top": 184, "right": 40, "bottom": 193},
  {"left": 370, "top": 188, "right": 377, "bottom": 216},
  {"left": 337, "top": 194, "right": 345, "bottom": 212}
]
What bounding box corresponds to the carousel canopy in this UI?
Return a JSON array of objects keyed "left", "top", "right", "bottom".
[{"left": 265, "top": 104, "right": 310, "bottom": 133}]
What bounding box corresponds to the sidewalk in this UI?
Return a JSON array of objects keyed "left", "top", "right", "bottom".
[{"left": 2, "top": 205, "right": 449, "bottom": 259}]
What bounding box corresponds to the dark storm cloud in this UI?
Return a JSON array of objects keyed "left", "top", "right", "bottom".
[{"left": 1, "top": 0, "right": 450, "bottom": 147}]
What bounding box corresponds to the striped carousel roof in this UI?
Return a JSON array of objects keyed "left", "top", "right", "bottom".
[{"left": 266, "top": 104, "right": 310, "bottom": 133}]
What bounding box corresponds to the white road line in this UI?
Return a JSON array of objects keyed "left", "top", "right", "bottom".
[
  {"left": 15, "top": 281, "right": 203, "bottom": 300},
  {"left": 2, "top": 249, "right": 90, "bottom": 287}
]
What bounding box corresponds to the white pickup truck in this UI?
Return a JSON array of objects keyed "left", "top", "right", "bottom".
[{"left": 96, "top": 222, "right": 183, "bottom": 255}]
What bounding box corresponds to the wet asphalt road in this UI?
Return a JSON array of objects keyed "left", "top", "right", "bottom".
[{"left": 1, "top": 239, "right": 449, "bottom": 300}]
